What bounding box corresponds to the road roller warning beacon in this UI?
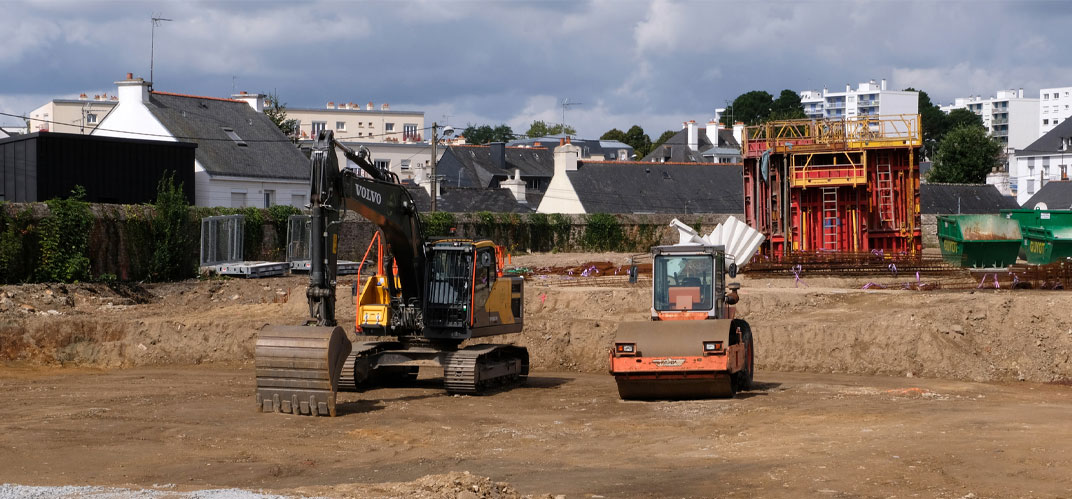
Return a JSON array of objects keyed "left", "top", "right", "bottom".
[{"left": 611, "top": 217, "right": 764, "bottom": 400}]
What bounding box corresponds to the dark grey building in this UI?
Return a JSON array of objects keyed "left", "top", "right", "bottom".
[{"left": 0, "top": 131, "right": 195, "bottom": 203}]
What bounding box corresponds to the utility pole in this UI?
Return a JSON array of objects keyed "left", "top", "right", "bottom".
[
  {"left": 431, "top": 122, "right": 438, "bottom": 212},
  {"left": 150, "top": 15, "right": 172, "bottom": 89}
]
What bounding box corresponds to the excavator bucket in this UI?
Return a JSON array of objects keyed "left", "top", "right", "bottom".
[
  {"left": 611, "top": 319, "right": 735, "bottom": 400},
  {"left": 255, "top": 325, "right": 352, "bottom": 416}
]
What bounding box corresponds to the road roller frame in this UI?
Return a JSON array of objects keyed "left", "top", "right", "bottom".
[{"left": 610, "top": 242, "right": 755, "bottom": 400}]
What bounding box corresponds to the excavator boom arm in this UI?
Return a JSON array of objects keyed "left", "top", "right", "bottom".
[{"left": 306, "top": 130, "right": 427, "bottom": 327}]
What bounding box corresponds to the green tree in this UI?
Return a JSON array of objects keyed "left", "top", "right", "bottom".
[
  {"left": 526, "top": 120, "right": 575, "bottom": 138},
  {"left": 264, "top": 92, "right": 298, "bottom": 141},
  {"left": 927, "top": 125, "right": 1003, "bottom": 183},
  {"left": 721, "top": 90, "right": 773, "bottom": 126},
  {"left": 650, "top": 129, "right": 677, "bottom": 152},
  {"left": 600, "top": 128, "right": 627, "bottom": 142},
  {"left": 461, "top": 123, "right": 515, "bottom": 144},
  {"left": 623, "top": 125, "right": 653, "bottom": 158},
  {"left": 946, "top": 108, "right": 984, "bottom": 131},
  {"left": 905, "top": 87, "right": 947, "bottom": 160},
  {"left": 770, "top": 89, "right": 806, "bottom": 121}
]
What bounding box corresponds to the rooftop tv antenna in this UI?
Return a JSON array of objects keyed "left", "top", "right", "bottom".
[
  {"left": 561, "top": 98, "right": 583, "bottom": 132},
  {"left": 150, "top": 14, "right": 173, "bottom": 90}
]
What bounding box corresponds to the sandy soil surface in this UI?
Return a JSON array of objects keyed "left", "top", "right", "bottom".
[
  {"left": 0, "top": 366, "right": 1069, "bottom": 498},
  {"left": 1, "top": 252, "right": 1071, "bottom": 497}
]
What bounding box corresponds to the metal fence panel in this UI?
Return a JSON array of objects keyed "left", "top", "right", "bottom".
[
  {"left": 286, "top": 215, "right": 311, "bottom": 262},
  {"left": 200, "top": 215, "right": 244, "bottom": 266}
]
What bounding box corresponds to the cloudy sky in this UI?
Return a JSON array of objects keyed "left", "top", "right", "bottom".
[{"left": 2, "top": 0, "right": 1071, "bottom": 138}]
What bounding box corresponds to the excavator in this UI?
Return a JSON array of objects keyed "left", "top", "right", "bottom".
[
  {"left": 610, "top": 218, "right": 764, "bottom": 399},
  {"left": 255, "top": 130, "right": 527, "bottom": 417}
]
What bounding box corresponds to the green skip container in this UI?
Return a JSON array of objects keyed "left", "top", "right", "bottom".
[
  {"left": 1023, "top": 226, "right": 1072, "bottom": 265},
  {"left": 1000, "top": 209, "right": 1072, "bottom": 258},
  {"left": 937, "top": 215, "right": 1022, "bottom": 268}
]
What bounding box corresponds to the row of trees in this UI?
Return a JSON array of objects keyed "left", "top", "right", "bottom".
[{"left": 459, "top": 120, "right": 580, "bottom": 145}]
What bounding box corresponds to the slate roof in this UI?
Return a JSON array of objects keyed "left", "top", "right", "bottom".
[
  {"left": 146, "top": 92, "right": 308, "bottom": 180},
  {"left": 919, "top": 183, "right": 1019, "bottom": 214},
  {"left": 564, "top": 162, "right": 744, "bottom": 213},
  {"left": 1018, "top": 116, "right": 1072, "bottom": 155},
  {"left": 435, "top": 145, "right": 553, "bottom": 189},
  {"left": 508, "top": 135, "right": 633, "bottom": 160},
  {"left": 1022, "top": 181, "right": 1072, "bottom": 210},
  {"left": 642, "top": 127, "right": 740, "bottom": 163},
  {"left": 404, "top": 184, "right": 535, "bottom": 213}
]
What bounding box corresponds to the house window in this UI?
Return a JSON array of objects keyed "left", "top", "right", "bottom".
[
  {"left": 86, "top": 113, "right": 97, "bottom": 124},
  {"left": 230, "top": 192, "right": 247, "bottom": 208},
  {"left": 263, "top": 190, "right": 275, "bottom": 208},
  {"left": 291, "top": 194, "right": 305, "bottom": 207},
  {"left": 374, "top": 159, "right": 390, "bottom": 171},
  {"left": 401, "top": 159, "right": 411, "bottom": 170},
  {"left": 1027, "top": 179, "right": 1035, "bottom": 194},
  {"left": 311, "top": 121, "right": 327, "bottom": 134},
  {"left": 368, "top": 122, "right": 373, "bottom": 127},
  {"left": 1044, "top": 119, "right": 1050, "bottom": 125},
  {"left": 403, "top": 123, "right": 418, "bottom": 140},
  {"left": 385, "top": 123, "right": 394, "bottom": 132},
  {"left": 336, "top": 121, "right": 346, "bottom": 131}
]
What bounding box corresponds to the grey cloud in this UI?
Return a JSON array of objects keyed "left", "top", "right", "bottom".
[{"left": 2, "top": 0, "right": 1072, "bottom": 136}]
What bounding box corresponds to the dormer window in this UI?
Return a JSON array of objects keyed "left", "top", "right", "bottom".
[{"left": 222, "top": 127, "right": 247, "bottom": 146}]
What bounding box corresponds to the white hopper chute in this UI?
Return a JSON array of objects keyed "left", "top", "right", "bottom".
[{"left": 669, "top": 216, "right": 765, "bottom": 268}]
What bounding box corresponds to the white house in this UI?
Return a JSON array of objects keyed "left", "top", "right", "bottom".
[
  {"left": 93, "top": 73, "right": 309, "bottom": 208},
  {"left": 1010, "top": 117, "right": 1072, "bottom": 205}
]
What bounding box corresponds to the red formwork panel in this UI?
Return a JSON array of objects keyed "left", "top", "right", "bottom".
[{"left": 744, "top": 147, "right": 921, "bottom": 257}]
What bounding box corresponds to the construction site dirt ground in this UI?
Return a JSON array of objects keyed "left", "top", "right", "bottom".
[{"left": 1, "top": 252, "right": 1071, "bottom": 498}]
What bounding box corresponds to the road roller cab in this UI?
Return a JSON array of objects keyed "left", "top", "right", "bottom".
[{"left": 610, "top": 218, "right": 764, "bottom": 400}]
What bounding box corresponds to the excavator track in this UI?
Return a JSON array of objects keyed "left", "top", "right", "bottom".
[
  {"left": 255, "top": 325, "right": 351, "bottom": 417},
  {"left": 338, "top": 341, "right": 400, "bottom": 392},
  {"left": 443, "top": 345, "right": 529, "bottom": 394}
]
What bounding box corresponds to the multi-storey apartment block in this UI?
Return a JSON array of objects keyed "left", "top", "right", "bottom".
[{"left": 799, "top": 79, "right": 918, "bottom": 120}]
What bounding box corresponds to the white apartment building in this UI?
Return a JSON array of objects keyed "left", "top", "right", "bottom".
[
  {"left": 286, "top": 102, "right": 424, "bottom": 143},
  {"left": 799, "top": 79, "right": 918, "bottom": 120},
  {"left": 27, "top": 95, "right": 117, "bottom": 134},
  {"left": 1040, "top": 86, "right": 1072, "bottom": 136},
  {"left": 328, "top": 140, "right": 446, "bottom": 183},
  {"left": 941, "top": 89, "right": 1039, "bottom": 150}
]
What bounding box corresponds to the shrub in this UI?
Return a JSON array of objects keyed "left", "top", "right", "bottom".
[
  {"left": 421, "top": 211, "right": 455, "bottom": 238},
  {"left": 0, "top": 207, "right": 39, "bottom": 283},
  {"left": 527, "top": 212, "right": 553, "bottom": 252},
  {"left": 149, "top": 173, "right": 195, "bottom": 281},
  {"left": 550, "top": 213, "right": 573, "bottom": 251},
  {"left": 37, "top": 186, "right": 93, "bottom": 282},
  {"left": 582, "top": 213, "right": 624, "bottom": 251}
]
